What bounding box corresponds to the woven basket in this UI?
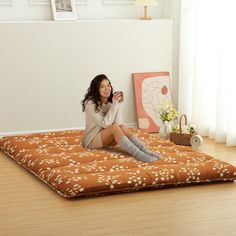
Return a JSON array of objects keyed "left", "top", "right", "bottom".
[{"left": 170, "top": 114, "right": 194, "bottom": 146}]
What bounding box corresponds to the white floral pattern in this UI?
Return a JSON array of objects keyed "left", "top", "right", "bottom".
[{"left": 0, "top": 129, "right": 236, "bottom": 198}]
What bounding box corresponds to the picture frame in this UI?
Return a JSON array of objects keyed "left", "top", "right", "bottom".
[
  {"left": 132, "top": 72, "right": 172, "bottom": 133},
  {"left": 51, "top": 0, "right": 77, "bottom": 21}
]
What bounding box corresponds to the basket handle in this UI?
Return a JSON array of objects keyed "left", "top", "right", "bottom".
[{"left": 179, "top": 114, "right": 188, "bottom": 134}]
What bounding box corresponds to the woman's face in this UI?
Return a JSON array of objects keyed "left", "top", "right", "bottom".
[{"left": 99, "top": 79, "right": 112, "bottom": 100}]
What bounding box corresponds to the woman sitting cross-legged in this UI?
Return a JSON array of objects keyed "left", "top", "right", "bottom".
[{"left": 81, "top": 74, "right": 161, "bottom": 162}]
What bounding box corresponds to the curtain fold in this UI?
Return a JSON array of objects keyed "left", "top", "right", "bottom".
[{"left": 179, "top": 0, "right": 236, "bottom": 146}]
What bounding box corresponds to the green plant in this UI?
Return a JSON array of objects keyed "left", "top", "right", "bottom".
[
  {"left": 171, "top": 124, "right": 196, "bottom": 134},
  {"left": 158, "top": 102, "right": 178, "bottom": 122}
]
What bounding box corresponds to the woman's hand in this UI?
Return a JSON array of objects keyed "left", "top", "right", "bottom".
[{"left": 112, "top": 92, "right": 122, "bottom": 103}]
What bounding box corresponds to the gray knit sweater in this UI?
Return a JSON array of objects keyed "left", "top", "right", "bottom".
[{"left": 82, "top": 100, "right": 123, "bottom": 148}]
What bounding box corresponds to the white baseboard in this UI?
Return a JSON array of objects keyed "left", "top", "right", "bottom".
[
  {"left": 0, "top": 122, "right": 137, "bottom": 137},
  {"left": 0, "top": 127, "right": 84, "bottom": 137}
]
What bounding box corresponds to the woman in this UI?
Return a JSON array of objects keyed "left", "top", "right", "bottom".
[{"left": 81, "top": 74, "right": 160, "bottom": 162}]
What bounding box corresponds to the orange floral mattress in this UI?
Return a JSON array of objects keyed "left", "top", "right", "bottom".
[{"left": 1, "top": 129, "right": 236, "bottom": 198}]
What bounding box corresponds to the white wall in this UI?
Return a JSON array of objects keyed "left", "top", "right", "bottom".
[
  {"left": 0, "top": 0, "right": 181, "bottom": 135},
  {"left": 0, "top": 20, "right": 172, "bottom": 134},
  {"left": 0, "top": 0, "right": 166, "bottom": 21},
  {"left": 163, "top": 0, "right": 180, "bottom": 108}
]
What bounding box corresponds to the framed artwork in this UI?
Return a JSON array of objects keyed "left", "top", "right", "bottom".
[
  {"left": 132, "top": 72, "right": 172, "bottom": 133},
  {"left": 51, "top": 0, "right": 77, "bottom": 20}
]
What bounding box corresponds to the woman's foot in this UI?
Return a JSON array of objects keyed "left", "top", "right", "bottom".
[{"left": 129, "top": 135, "right": 161, "bottom": 160}]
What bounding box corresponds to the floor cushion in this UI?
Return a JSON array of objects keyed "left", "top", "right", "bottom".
[{"left": 0, "top": 128, "right": 236, "bottom": 198}]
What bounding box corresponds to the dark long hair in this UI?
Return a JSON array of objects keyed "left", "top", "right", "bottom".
[{"left": 81, "top": 74, "right": 113, "bottom": 112}]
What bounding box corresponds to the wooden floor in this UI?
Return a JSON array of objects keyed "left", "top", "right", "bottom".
[{"left": 1, "top": 138, "right": 236, "bottom": 236}]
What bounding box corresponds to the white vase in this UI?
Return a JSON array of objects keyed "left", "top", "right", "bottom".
[{"left": 159, "top": 121, "right": 172, "bottom": 140}]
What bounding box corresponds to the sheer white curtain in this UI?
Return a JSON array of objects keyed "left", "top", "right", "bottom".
[{"left": 179, "top": 0, "right": 236, "bottom": 146}]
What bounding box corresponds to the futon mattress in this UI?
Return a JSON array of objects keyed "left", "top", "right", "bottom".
[{"left": 0, "top": 129, "right": 236, "bottom": 198}]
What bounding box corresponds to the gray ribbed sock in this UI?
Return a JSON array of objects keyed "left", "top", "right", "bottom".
[
  {"left": 130, "top": 135, "right": 161, "bottom": 160},
  {"left": 119, "top": 136, "right": 158, "bottom": 162}
]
